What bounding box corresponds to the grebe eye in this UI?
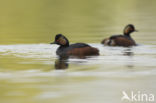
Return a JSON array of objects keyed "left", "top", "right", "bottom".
[{"left": 56, "top": 40, "right": 59, "bottom": 42}]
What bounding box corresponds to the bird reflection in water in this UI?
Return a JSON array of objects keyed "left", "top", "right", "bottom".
[
  {"left": 54, "top": 55, "right": 88, "bottom": 70},
  {"left": 122, "top": 48, "right": 134, "bottom": 68},
  {"left": 123, "top": 48, "right": 134, "bottom": 56},
  {"left": 55, "top": 56, "right": 69, "bottom": 70},
  {"left": 54, "top": 48, "right": 135, "bottom": 69}
]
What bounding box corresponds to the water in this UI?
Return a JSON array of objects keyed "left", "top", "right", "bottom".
[{"left": 0, "top": 0, "right": 156, "bottom": 103}]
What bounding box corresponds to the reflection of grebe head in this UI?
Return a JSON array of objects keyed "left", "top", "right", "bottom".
[{"left": 55, "top": 56, "right": 69, "bottom": 70}]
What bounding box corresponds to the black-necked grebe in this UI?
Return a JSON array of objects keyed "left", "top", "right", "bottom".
[
  {"left": 101, "top": 24, "right": 138, "bottom": 47},
  {"left": 51, "top": 34, "right": 99, "bottom": 57}
]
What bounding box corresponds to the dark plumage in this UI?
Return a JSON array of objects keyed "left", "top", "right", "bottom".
[
  {"left": 101, "top": 24, "right": 138, "bottom": 47},
  {"left": 51, "top": 34, "right": 99, "bottom": 57}
]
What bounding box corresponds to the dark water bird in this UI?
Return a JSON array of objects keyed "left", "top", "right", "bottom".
[
  {"left": 101, "top": 24, "right": 138, "bottom": 47},
  {"left": 51, "top": 34, "right": 99, "bottom": 57}
]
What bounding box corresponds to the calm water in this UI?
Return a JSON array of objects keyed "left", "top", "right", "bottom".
[{"left": 0, "top": 0, "right": 156, "bottom": 103}]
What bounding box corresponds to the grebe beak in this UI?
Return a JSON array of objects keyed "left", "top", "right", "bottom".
[{"left": 50, "top": 41, "right": 56, "bottom": 44}]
